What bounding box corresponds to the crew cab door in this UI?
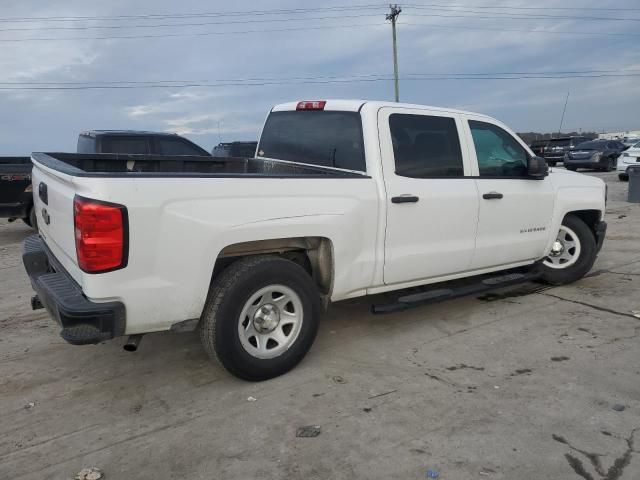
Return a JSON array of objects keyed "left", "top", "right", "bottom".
[
  {"left": 379, "top": 107, "right": 479, "bottom": 285},
  {"left": 462, "top": 116, "right": 554, "bottom": 269}
]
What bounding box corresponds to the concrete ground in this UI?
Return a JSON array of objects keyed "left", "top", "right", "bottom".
[{"left": 1, "top": 170, "right": 639, "bottom": 480}]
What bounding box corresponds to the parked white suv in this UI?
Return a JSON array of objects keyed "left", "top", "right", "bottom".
[
  {"left": 23, "top": 100, "right": 607, "bottom": 380},
  {"left": 617, "top": 141, "right": 640, "bottom": 181}
]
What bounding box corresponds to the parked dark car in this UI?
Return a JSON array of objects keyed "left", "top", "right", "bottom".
[
  {"left": 543, "top": 136, "right": 591, "bottom": 166},
  {"left": 78, "top": 130, "right": 211, "bottom": 156},
  {"left": 564, "top": 139, "right": 627, "bottom": 172},
  {"left": 528, "top": 139, "right": 548, "bottom": 157},
  {"left": 0, "top": 157, "right": 36, "bottom": 228},
  {"left": 212, "top": 141, "right": 258, "bottom": 158},
  {"left": 2, "top": 131, "right": 210, "bottom": 229}
]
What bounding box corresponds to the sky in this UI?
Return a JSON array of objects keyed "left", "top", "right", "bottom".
[{"left": 0, "top": 0, "right": 639, "bottom": 155}]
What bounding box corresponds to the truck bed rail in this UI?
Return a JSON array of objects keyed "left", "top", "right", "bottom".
[{"left": 32, "top": 153, "right": 368, "bottom": 179}]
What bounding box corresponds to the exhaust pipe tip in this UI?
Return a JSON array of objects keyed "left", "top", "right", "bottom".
[{"left": 123, "top": 334, "right": 143, "bottom": 352}]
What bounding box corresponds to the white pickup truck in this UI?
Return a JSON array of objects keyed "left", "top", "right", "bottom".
[{"left": 23, "top": 100, "right": 607, "bottom": 380}]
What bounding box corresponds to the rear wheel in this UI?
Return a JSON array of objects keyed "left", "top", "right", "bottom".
[
  {"left": 21, "top": 206, "right": 37, "bottom": 230},
  {"left": 603, "top": 157, "right": 614, "bottom": 172},
  {"left": 540, "top": 215, "right": 597, "bottom": 285},
  {"left": 199, "top": 255, "right": 320, "bottom": 381}
]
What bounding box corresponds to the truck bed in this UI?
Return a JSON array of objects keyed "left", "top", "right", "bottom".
[{"left": 32, "top": 153, "right": 366, "bottom": 178}]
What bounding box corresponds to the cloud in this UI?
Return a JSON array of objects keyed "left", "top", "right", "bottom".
[{"left": 0, "top": 0, "right": 638, "bottom": 154}]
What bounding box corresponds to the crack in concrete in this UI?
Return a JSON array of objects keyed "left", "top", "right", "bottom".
[
  {"left": 540, "top": 293, "right": 640, "bottom": 321},
  {"left": 553, "top": 428, "right": 638, "bottom": 480}
]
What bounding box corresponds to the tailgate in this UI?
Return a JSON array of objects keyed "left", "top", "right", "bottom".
[{"left": 31, "top": 157, "right": 83, "bottom": 283}]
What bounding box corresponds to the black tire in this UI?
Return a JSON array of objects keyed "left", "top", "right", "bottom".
[
  {"left": 540, "top": 215, "right": 597, "bottom": 285},
  {"left": 199, "top": 255, "right": 320, "bottom": 381},
  {"left": 566, "top": 166, "right": 577, "bottom": 171},
  {"left": 547, "top": 161, "right": 557, "bottom": 167},
  {"left": 21, "top": 206, "right": 37, "bottom": 230},
  {"left": 603, "top": 157, "right": 614, "bottom": 172},
  {"left": 619, "top": 173, "right": 629, "bottom": 182}
]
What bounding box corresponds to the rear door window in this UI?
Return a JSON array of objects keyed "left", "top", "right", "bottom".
[
  {"left": 258, "top": 111, "right": 366, "bottom": 171},
  {"left": 101, "top": 136, "right": 150, "bottom": 154},
  {"left": 389, "top": 113, "right": 464, "bottom": 177}
]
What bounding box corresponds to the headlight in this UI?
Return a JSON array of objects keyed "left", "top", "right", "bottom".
[
  {"left": 592, "top": 152, "right": 602, "bottom": 160},
  {"left": 622, "top": 152, "right": 629, "bottom": 157},
  {"left": 24, "top": 184, "right": 33, "bottom": 193}
]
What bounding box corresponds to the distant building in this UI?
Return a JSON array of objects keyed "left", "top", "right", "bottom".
[{"left": 598, "top": 130, "right": 640, "bottom": 140}]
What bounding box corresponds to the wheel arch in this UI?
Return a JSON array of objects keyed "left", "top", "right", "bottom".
[
  {"left": 211, "top": 237, "right": 334, "bottom": 299},
  {"left": 564, "top": 209, "right": 602, "bottom": 241}
]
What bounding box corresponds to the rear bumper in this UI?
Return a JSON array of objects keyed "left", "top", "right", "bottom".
[
  {"left": 0, "top": 203, "right": 29, "bottom": 219},
  {"left": 564, "top": 159, "right": 603, "bottom": 169},
  {"left": 618, "top": 162, "right": 639, "bottom": 174},
  {"left": 595, "top": 221, "right": 607, "bottom": 253},
  {"left": 22, "top": 235, "right": 126, "bottom": 345}
]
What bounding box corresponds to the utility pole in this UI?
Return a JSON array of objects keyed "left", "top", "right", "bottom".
[
  {"left": 557, "top": 91, "right": 570, "bottom": 137},
  {"left": 386, "top": 4, "right": 402, "bottom": 102}
]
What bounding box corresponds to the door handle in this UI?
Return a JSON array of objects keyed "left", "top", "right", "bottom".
[
  {"left": 482, "top": 192, "right": 503, "bottom": 200},
  {"left": 391, "top": 195, "right": 420, "bottom": 204}
]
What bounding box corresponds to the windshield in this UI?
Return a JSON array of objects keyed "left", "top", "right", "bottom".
[{"left": 258, "top": 110, "right": 366, "bottom": 171}]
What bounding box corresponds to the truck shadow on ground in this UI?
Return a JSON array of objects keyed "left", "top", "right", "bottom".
[{"left": 0, "top": 222, "right": 33, "bottom": 243}]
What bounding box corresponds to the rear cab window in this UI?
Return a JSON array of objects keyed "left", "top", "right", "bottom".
[
  {"left": 257, "top": 110, "right": 366, "bottom": 172},
  {"left": 157, "top": 137, "right": 208, "bottom": 156},
  {"left": 101, "top": 136, "right": 150, "bottom": 154}
]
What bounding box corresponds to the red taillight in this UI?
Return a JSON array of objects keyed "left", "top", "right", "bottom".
[
  {"left": 74, "top": 196, "right": 128, "bottom": 273},
  {"left": 296, "top": 100, "right": 326, "bottom": 111}
]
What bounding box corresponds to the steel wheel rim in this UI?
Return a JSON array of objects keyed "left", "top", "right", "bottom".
[
  {"left": 543, "top": 225, "right": 582, "bottom": 269},
  {"left": 237, "top": 284, "right": 304, "bottom": 359}
]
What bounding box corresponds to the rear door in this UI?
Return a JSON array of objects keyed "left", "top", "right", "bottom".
[
  {"left": 463, "top": 116, "right": 554, "bottom": 269},
  {"left": 379, "top": 107, "right": 479, "bottom": 285}
]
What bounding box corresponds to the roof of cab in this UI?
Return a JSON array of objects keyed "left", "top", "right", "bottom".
[
  {"left": 79, "top": 130, "right": 180, "bottom": 138},
  {"left": 271, "top": 99, "right": 492, "bottom": 118}
]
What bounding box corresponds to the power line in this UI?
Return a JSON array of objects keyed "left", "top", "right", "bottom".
[
  {"left": 2, "top": 2, "right": 639, "bottom": 25},
  {"left": 1, "top": 72, "right": 639, "bottom": 91},
  {"left": 3, "top": 69, "right": 639, "bottom": 85},
  {"left": 0, "top": 22, "right": 388, "bottom": 42},
  {"left": 404, "top": 7, "right": 640, "bottom": 22},
  {"left": 0, "top": 4, "right": 388, "bottom": 23},
  {"left": 404, "top": 3, "right": 640, "bottom": 12},
  {"left": 400, "top": 21, "right": 640, "bottom": 37},
  {"left": 0, "top": 13, "right": 383, "bottom": 32},
  {"left": 2, "top": 18, "right": 639, "bottom": 43},
  {"left": 2, "top": 6, "right": 639, "bottom": 32}
]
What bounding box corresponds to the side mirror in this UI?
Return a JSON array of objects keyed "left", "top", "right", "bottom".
[{"left": 528, "top": 156, "right": 549, "bottom": 179}]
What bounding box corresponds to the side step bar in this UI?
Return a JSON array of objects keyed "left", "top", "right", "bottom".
[{"left": 372, "top": 269, "right": 542, "bottom": 314}]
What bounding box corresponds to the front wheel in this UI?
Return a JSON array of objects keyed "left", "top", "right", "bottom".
[
  {"left": 619, "top": 173, "right": 629, "bottom": 182},
  {"left": 199, "top": 255, "right": 320, "bottom": 381},
  {"left": 540, "top": 215, "right": 597, "bottom": 285}
]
